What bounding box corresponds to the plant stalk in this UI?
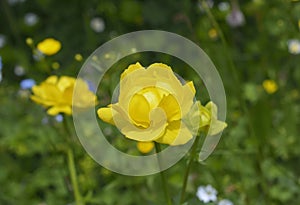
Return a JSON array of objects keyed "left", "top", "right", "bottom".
[
  {"left": 67, "top": 147, "right": 84, "bottom": 205},
  {"left": 179, "top": 135, "right": 201, "bottom": 204},
  {"left": 63, "top": 116, "right": 85, "bottom": 205},
  {"left": 155, "top": 143, "right": 172, "bottom": 205}
]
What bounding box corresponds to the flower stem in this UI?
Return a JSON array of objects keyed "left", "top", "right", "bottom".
[
  {"left": 179, "top": 135, "right": 201, "bottom": 204},
  {"left": 155, "top": 143, "right": 172, "bottom": 205},
  {"left": 63, "top": 116, "right": 85, "bottom": 205},
  {"left": 67, "top": 147, "right": 84, "bottom": 205}
]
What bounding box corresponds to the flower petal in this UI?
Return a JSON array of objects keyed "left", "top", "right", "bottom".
[
  {"left": 138, "top": 87, "right": 163, "bottom": 109},
  {"left": 155, "top": 120, "right": 193, "bottom": 145},
  {"left": 31, "top": 83, "right": 62, "bottom": 106},
  {"left": 45, "top": 76, "right": 58, "bottom": 84},
  {"left": 129, "top": 93, "right": 150, "bottom": 128},
  {"left": 122, "top": 107, "right": 168, "bottom": 142},
  {"left": 57, "top": 76, "right": 75, "bottom": 91},
  {"left": 97, "top": 105, "right": 115, "bottom": 125},
  {"left": 148, "top": 62, "right": 173, "bottom": 71},
  {"left": 186, "top": 81, "right": 196, "bottom": 95},
  {"left": 120, "top": 62, "right": 144, "bottom": 80},
  {"left": 47, "top": 105, "right": 71, "bottom": 116},
  {"left": 158, "top": 94, "right": 181, "bottom": 121}
]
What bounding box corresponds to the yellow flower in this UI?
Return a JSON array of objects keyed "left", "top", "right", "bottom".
[
  {"left": 137, "top": 141, "right": 154, "bottom": 154},
  {"left": 25, "top": 38, "right": 33, "bottom": 46},
  {"left": 208, "top": 28, "right": 218, "bottom": 39},
  {"left": 262, "top": 79, "right": 278, "bottom": 94},
  {"left": 74, "top": 54, "right": 83, "bottom": 61},
  {"left": 51, "top": 62, "right": 60, "bottom": 70},
  {"left": 37, "top": 38, "right": 61, "bottom": 55},
  {"left": 31, "top": 76, "right": 97, "bottom": 115},
  {"left": 98, "top": 62, "right": 196, "bottom": 145}
]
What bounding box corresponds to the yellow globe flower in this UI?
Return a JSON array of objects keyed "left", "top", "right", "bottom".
[
  {"left": 98, "top": 62, "right": 197, "bottom": 146},
  {"left": 31, "top": 76, "right": 97, "bottom": 116},
  {"left": 137, "top": 141, "right": 154, "bottom": 154},
  {"left": 37, "top": 38, "right": 61, "bottom": 55},
  {"left": 262, "top": 79, "right": 278, "bottom": 94}
]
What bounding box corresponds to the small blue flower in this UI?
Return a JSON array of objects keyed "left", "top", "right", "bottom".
[
  {"left": 55, "top": 114, "right": 63, "bottom": 122},
  {"left": 20, "top": 78, "right": 36, "bottom": 89},
  {"left": 0, "top": 56, "right": 2, "bottom": 71},
  {"left": 86, "top": 80, "right": 96, "bottom": 93}
]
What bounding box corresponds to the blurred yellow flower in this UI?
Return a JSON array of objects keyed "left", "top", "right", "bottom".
[
  {"left": 137, "top": 141, "right": 154, "bottom": 154},
  {"left": 51, "top": 62, "right": 60, "bottom": 70},
  {"left": 74, "top": 54, "right": 83, "bottom": 61},
  {"left": 208, "top": 28, "right": 218, "bottom": 39},
  {"left": 25, "top": 38, "right": 33, "bottom": 46},
  {"left": 262, "top": 79, "right": 278, "bottom": 94},
  {"left": 37, "top": 38, "right": 61, "bottom": 55},
  {"left": 31, "top": 76, "right": 97, "bottom": 115},
  {"left": 98, "top": 62, "right": 196, "bottom": 145}
]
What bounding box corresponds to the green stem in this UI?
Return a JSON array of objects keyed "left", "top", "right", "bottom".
[
  {"left": 67, "top": 147, "right": 84, "bottom": 205},
  {"left": 179, "top": 135, "right": 201, "bottom": 204},
  {"left": 62, "top": 116, "right": 85, "bottom": 205},
  {"left": 155, "top": 143, "right": 172, "bottom": 205}
]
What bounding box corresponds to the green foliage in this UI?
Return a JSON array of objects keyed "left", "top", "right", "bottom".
[{"left": 1, "top": 0, "right": 300, "bottom": 204}]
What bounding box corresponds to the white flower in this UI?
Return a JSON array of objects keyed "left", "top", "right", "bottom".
[
  {"left": 226, "top": 8, "right": 245, "bottom": 27},
  {"left": 287, "top": 39, "right": 300, "bottom": 55},
  {"left": 0, "top": 34, "right": 6, "bottom": 48},
  {"left": 24, "top": 13, "right": 39, "bottom": 26},
  {"left": 218, "top": 2, "right": 230, "bottom": 11},
  {"left": 196, "top": 185, "right": 218, "bottom": 203},
  {"left": 90, "top": 17, "right": 105, "bottom": 33},
  {"left": 218, "top": 199, "right": 234, "bottom": 205},
  {"left": 14, "top": 65, "right": 25, "bottom": 76}
]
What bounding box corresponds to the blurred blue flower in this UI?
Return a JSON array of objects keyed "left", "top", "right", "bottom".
[
  {"left": 86, "top": 80, "right": 96, "bottom": 93},
  {"left": 226, "top": 5, "right": 245, "bottom": 27},
  {"left": 218, "top": 199, "right": 234, "bottom": 205},
  {"left": 55, "top": 114, "right": 63, "bottom": 122},
  {"left": 20, "top": 79, "right": 36, "bottom": 89},
  {"left": 196, "top": 185, "right": 218, "bottom": 203}
]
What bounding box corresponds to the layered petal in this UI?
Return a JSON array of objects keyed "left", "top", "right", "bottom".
[
  {"left": 158, "top": 94, "right": 181, "bottom": 121},
  {"left": 47, "top": 105, "right": 72, "bottom": 116},
  {"left": 128, "top": 94, "right": 151, "bottom": 128},
  {"left": 97, "top": 104, "right": 115, "bottom": 125},
  {"left": 155, "top": 120, "right": 193, "bottom": 145}
]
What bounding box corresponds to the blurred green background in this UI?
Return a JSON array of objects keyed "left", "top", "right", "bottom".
[{"left": 1, "top": 0, "right": 300, "bottom": 204}]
